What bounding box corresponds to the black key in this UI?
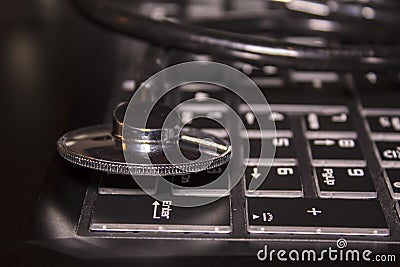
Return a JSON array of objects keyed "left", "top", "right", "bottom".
[
  {"left": 314, "top": 167, "right": 376, "bottom": 199},
  {"left": 309, "top": 138, "right": 364, "bottom": 163},
  {"left": 90, "top": 195, "right": 231, "bottom": 233},
  {"left": 171, "top": 165, "right": 229, "bottom": 196},
  {"left": 246, "top": 198, "right": 389, "bottom": 236},
  {"left": 367, "top": 115, "right": 400, "bottom": 133},
  {"left": 245, "top": 166, "right": 302, "bottom": 197},
  {"left": 249, "top": 137, "right": 295, "bottom": 159},
  {"left": 375, "top": 141, "right": 400, "bottom": 167},
  {"left": 384, "top": 169, "right": 400, "bottom": 199},
  {"left": 396, "top": 201, "right": 400, "bottom": 219},
  {"left": 98, "top": 174, "right": 157, "bottom": 195},
  {"left": 306, "top": 112, "right": 354, "bottom": 132},
  {"left": 241, "top": 110, "right": 290, "bottom": 131}
]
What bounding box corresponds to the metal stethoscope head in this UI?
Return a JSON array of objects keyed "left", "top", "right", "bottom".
[{"left": 57, "top": 102, "right": 231, "bottom": 175}]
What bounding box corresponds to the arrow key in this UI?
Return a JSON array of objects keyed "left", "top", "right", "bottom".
[
  {"left": 245, "top": 166, "right": 303, "bottom": 197},
  {"left": 90, "top": 195, "right": 231, "bottom": 233},
  {"left": 309, "top": 138, "right": 365, "bottom": 164}
]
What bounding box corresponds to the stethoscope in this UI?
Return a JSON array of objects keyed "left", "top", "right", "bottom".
[
  {"left": 72, "top": 0, "right": 400, "bottom": 72},
  {"left": 58, "top": 0, "right": 400, "bottom": 176}
]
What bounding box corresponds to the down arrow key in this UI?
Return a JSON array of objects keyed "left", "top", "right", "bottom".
[{"left": 251, "top": 167, "right": 261, "bottom": 179}]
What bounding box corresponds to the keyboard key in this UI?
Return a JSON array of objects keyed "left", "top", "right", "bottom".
[
  {"left": 246, "top": 198, "right": 389, "bottom": 236},
  {"left": 249, "top": 137, "right": 295, "bottom": 159},
  {"left": 396, "top": 201, "right": 400, "bottom": 219},
  {"left": 384, "top": 169, "right": 400, "bottom": 199},
  {"left": 90, "top": 195, "right": 231, "bottom": 233},
  {"left": 245, "top": 166, "right": 303, "bottom": 197},
  {"left": 305, "top": 112, "right": 354, "bottom": 132},
  {"left": 239, "top": 104, "right": 291, "bottom": 131},
  {"left": 309, "top": 138, "right": 364, "bottom": 165},
  {"left": 98, "top": 174, "right": 157, "bottom": 195},
  {"left": 314, "top": 167, "right": 376, "bottom": 199},
  {"left": 375, "top": 141, "right": 400, "bottom": 167},
  {"left": 367, "top": 115, "right": 400, "bottom": 133},
  {"left": 241, "top": 110, "right": 290, "bottom": 131},
  {"left": 171, "top": 165, "right": 229, "bottom": 196}
]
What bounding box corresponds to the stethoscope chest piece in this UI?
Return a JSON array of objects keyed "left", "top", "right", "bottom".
[{"left": 57, "top": 102, "right": 231, "bottom": 175}]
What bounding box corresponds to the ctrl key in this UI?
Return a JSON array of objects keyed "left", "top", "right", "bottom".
[
  {"left": 247, "top": 198, "right": 389, "bottom": 236},
  {"left": 90, "top": 195, "right": 231, "bottom": 233}
]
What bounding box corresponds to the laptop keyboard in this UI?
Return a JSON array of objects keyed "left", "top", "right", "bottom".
[
  {"left": 75, "top": 48, "right": 400, "bottom": 249},
  {"left": 86, "top": 102, "right": 392, "bottom": 235}
]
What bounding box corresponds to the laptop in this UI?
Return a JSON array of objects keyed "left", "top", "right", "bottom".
[{"left": 27, "top": 0, "right": 400, "bottom": 264}]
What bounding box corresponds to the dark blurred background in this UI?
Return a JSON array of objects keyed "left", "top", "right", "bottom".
[{"left": 0, "top": 0, "right": 125, "bottom": 264}]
